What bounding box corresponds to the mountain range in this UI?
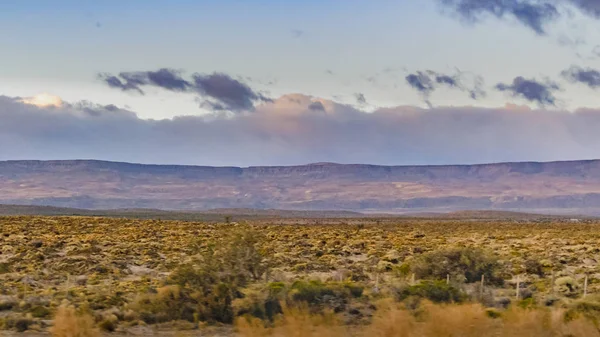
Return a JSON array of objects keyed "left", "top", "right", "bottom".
[{"left": 1, "top": 159, "right": 600, "bottom": 215}]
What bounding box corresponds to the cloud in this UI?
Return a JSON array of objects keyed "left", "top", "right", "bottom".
[
  {"left": 437, "top": 0, "right": 559, "bottom": 35},
  {"left": 192, "top": 73, "right": 272, "bottom": 112},
  {"left": 438, "top": 0, "right": 600, "bottom": 39},
  {"left": 2, "top": 93, "right": 600, "bottom": 166},
  {"left": 99, "top": 74, "right": 145, "bottom": 94},
  {"left": 496, "top": 76, "right": 560, "bottom": 106},
  {"left": 19, "top": 93, "right": 64, "bottom": 108},
  {"left": 99, "top": 68, "right": 191, "bottom": 94},
  {"left": 308, "top": 101, "right": 326, "bottom": 111},
  {"left": 355, "top": 93, "right": 367, "bottom": 105},
  {"left": 405, "top": 70, "right": 485, "bottom": 107},
  {"left": 100, "top": 69, "right": 270, "bottom": 112},
  {"left": 562, "top": 66, "right": 600, "bottom": 89},
  {"left": 570, "top": 0, "right": 600, "bottom": 17}
]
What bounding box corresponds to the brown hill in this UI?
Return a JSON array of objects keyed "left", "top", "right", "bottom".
[{"left": 2, "top": 159, "right": 600, "bottom": 214}]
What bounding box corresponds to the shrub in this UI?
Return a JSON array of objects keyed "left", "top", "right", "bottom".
[
  {"left": 13, "top": 318, "right": 34, "bottom": 332},
  {"left": 555, "top": 276, "right": 579, "bottom": 298},
  {"left": 411, "top": 247, "right": 504, "bottom": 285},
  {"left": 0, "top": 263, "right": 10, "bottom": 274},
  {"left": 233, "top": 284, "right": 284, "bottom": 321},
  {"left": 393, "top": 280, "right": 467, "bottom": 303},
  {"left": 137, "top": 226, "right": 274, "bottom": 324},
  {"left": 288, "top": 280, "right": 363, "bottom": 313},
  {"left": 98, "top": 318, "right": 117, "bottom": 332},
  {"left": 29, "top": 305, "right": 51, "bottom": 318},
  {"left": 524, "top": 258, "right": 545, "bottom": 276}
]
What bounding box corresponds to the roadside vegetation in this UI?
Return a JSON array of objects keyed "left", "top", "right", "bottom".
[{"left": 1, "top": 216, "right": 600, "bottom": 335}]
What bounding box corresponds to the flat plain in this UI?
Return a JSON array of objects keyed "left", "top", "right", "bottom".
[{"left": 1, "top": 215, "right": 600, "bottom": 335}]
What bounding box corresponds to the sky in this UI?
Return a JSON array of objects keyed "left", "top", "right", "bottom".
[{"left": 4, "top": 0, "right": 600, "bottom": 166}]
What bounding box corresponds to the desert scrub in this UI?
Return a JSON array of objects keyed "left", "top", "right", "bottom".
[
  {"left": 392, "top": 280, "right": 467, "bottom": 304},
  {"left": 411, "top": 247, "right": 505, "bottom": 285}
]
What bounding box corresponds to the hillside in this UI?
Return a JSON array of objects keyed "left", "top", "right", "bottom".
[{"left": 2, "top": 159, "right": 600, "bottom": 214}]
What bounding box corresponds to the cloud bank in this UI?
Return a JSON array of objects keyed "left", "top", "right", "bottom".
[{"left": 2, "top": 93, "right": 600, "bottom": 166}]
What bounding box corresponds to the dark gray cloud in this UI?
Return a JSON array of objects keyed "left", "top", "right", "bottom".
[
  {"left": 99, "top": 74, "right": 145, "bottom": 94},
  {"left": 437, "top": 0, "right": 559, "bottom": 35},
  {"left": 355, "top": 93, "right": 367, "bottom": 105},
  {"left": 192, "top": 73, "right": 272, "bottom": 112},
  {"left": 437, "top": 0, "right": 600, "bottom": 36},
  {"left": 308, "top": 101, "right": 326, "bottom": 111},
  {"left": 99, "top": 68, "right": 190, "bottom": 93},
  {"left": 3, "top": 94, "right": 600, "bottom": 166},
  {"left": 562, "top": 66, "right": 600, "bottom": 88},
  {"left": 100, "top": 69, "right": 270, "bottom": 112},
  {"left": 405, "top": 70, "right": 485, "bottom": 107},
  {"left": 496, "top": 76, "right": 560, "bottom": 106}
]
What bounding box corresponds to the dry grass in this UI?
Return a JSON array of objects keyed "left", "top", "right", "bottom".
[
  {"left": 236, "top": 304, "right": 346, "bottom": 337},
  {"left": 50, "top": 302, "right": 99, "bottom": 337},
  {"left": 236, "top": 301, "right": 600, "bottom": 337}
]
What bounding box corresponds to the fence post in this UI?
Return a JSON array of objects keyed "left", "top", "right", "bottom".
[
  {"left": 584, "top": 275, "right": 589, "bottom": 298},
  {"left": 551, "top": 271, "right": 555, "bottom": 295},
  {"left": 516, "top": 276, "right": 520, "bottom": 300},
  {"left": 447, "top": 274, "right": 450, "bottom": 285},
  {"left": 480, "top": 274, "right": 485, "bottom": 300},
  {"left": 411, "top": 273, "right": 415, "bottom": 285}
]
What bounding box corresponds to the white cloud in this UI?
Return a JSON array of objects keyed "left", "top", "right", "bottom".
[{"left": 19, "top": 93, "right": 64, "bottom": 108}]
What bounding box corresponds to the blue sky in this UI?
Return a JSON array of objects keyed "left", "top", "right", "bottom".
[
  {"left": 3, "top": 0, "right": 600, "bottom": 119},
  {"left": 3, "top": 0, "right": 600, "bottom": 165}
]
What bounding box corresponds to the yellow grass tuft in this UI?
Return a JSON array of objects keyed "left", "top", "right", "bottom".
[{"left": 50, "top": 302, "right": 99, "bottom": 337}]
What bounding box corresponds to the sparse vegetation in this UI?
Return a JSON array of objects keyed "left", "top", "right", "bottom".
[{"left": 1, "top": 215, "right": 600, "bottom": 335}]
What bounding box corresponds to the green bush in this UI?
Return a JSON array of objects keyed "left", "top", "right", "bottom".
[
  {"left": 132, "top": 226, "right": 272, "bottom": 324},
  {"left": 0, "top": 263, "right": 11, "bottom": 274},
  {"left": 411, "top": 247, "right": 504, "bottom": 285},
  {"left": 233, "top": 283, "right": 286, "bottom": 321},
  {"left": 524, "top": 258, "right": 545, "bottom": 276},
  {"left": 564, "top": 299, "right": 600, "bottom": 326},
  {"left": 393, "top": 280, "right": 467, "bottom": 303},
  {"left": 288, "top": 280, "right": 363, "bottom": 313},
  {"left": 29, "top": 305, "right": 51, "bottom": 318}
]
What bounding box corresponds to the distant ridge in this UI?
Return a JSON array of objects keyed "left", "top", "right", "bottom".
[
  {"left": 0, "top": 204, "right": 364, "bottom": 220},
  {"left": 2, "top": 159, "right": 600, "bottom": 215}
]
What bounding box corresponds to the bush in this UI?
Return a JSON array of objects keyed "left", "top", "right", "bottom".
[
  {"left": 288, "top": 280, "right": 363, "bottom": 313},
  {"left": 524, "top": 259, "right": 545, "bottom": 276},
  {"left": 233, "top": 283, "right": 285, "bottom": 321},
  {"left": 555, "top": 276, "right": 579, "bottom": 298},
  {"left": 393, "top": 280, "right": 467, "bottom": 303},
  {"left": 13, "top": 318, "right": 34, "bottom": 332},
  {"left": 30, "top": 305, "right": 51, "bottom": 318},
  {"left": 0, "top": 263, "right": 10, "bottom": 274},
  {"left": 144, "top": 226, "right": 273, "bottom": 324},
  {"left": 411, "top": 247, "right": 504, "bottom": 285}
]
